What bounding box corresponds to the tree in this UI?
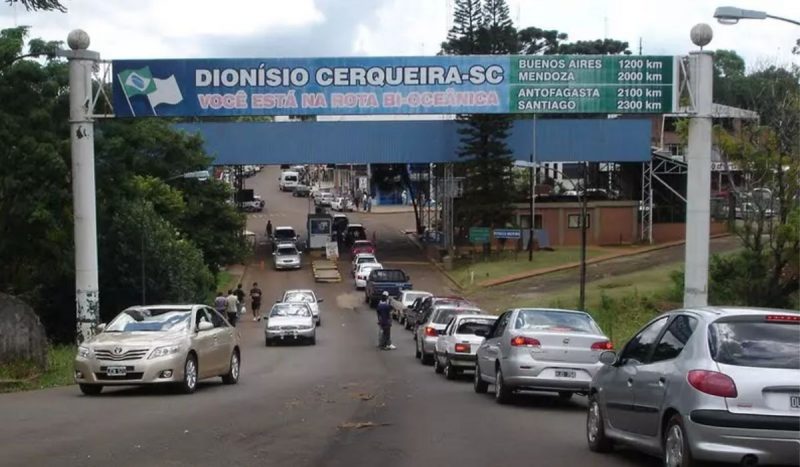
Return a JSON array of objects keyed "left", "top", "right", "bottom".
[
  {"left": 517, "top": 27, "right": 566, "bottom": 55},
  {"left": 6, "top": 0, "right": 64, "bottom": 11},
  {"left": 793, "top": 38, "right": 799, "bottom": 55},
  {"left": 712, "top": 50, "right": 746, "bottom": 103},
  {"left": 441, "top": 0, "right": 483, "bottom": 55},
  {"left": 555, "top": 39, "right": 631, "bottom": 55},
  {"left": 480, "top": 0, "right": 517, "bottom": 54}
]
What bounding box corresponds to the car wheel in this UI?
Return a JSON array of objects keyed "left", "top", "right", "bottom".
[
  {"left": 309, "top": 334, "right": 317, "bottom": 345},
  {"left": 221, "top": 350, "right": 240, "bottom": 385},
  {"left": 414, "top": 339, "right": 421, "bottom": 359},
  {"left": 421, "top": 350, "right": 433, "bottom": 366},
  {"left": 179, "top": 354, "right": 198, "bottom": 394},
  {"left": 444, "top": 358, "right": 457, "bottom": 380},
  {"left": 433, "top": 352, "right": 443, "bottom": 374},
  {"left": 317, "top": 317, "right": 322, "bottom": 327},
  {"left": 664, "top": 414, "right": 695, "bottom": 467},
  {"left": 79, "top": 384, "right": 103, "bottom": 396},
  {"left": 586, "top": 397, "right": 613, "bottom": 453},
  {"left": 494, "top": 366, "right": 513, "bottom": 404},
  {"left": 265, "top": 336, "right": 272, "bottom": 347},
  {"left": 473, "top": 364, "right": 488, "bottom": 394},
  {"left": 558, "top": 391, "right": 573, "bottom": 401}
]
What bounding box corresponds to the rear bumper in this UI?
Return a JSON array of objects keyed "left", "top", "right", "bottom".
[
  {"left": 503, "top": 359, "right": 601, "bottom": 393},
  {"left": 421, "top": 336, "right": 438, "bottom": 354},
  {"left": 448, "top": 353, "right": 477, "bottom": 367},
  {"left": 686, "top": 411, "right": 800, "bottom": 465}
]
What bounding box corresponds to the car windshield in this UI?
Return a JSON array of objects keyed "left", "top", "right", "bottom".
[
  {"left": 284, "top": 292, "right": 315, "bottom": 303},
  {"left": 106, "top": 309, "right": 191, "bottom": 333},
  {"left": 514, "top": 309, "right": 601, "bottom": 334},
  {"left": 457, "top": 319, "right": 495, "bottom": 335},
  {"left": 404, "top": 293, "right": 429, "bottom": 304},
  {"left": 275, "top": 229, "right": 296, "bottom": 239},
  {"left": 370, "top": 270, "right": 406, "bottom": 282},
  {"left": 709, "top": 319, "right": 800, "bottom": 370},
  {"left": 277, "top": 247, "right": 297, "bottom": 255},
  {"left": 283, "top": 175, "right": 298, "bottom": 182},
  {"left": 434, "top": 308, "right": 477, "bottom": 324},
  {"left": 357, "top": 256, "right": 376, "bottom": 263},
  {"left": 270, "top": 304, "right": 310, "bottom": 317}
]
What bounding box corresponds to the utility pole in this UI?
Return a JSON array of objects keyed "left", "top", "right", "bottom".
[
  {"left": 529, "top": 115, "right": 538, "bottom": 261},
  {"left": 684, "top": 24, "right": 714, "bottom": 307},
  {"left": 59, "top": 30, "right": 101, "bottom": 344},
  {"left": 579, "top": 162, "right": 588, "bottom": 311}
]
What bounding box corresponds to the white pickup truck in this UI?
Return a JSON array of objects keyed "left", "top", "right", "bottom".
[{"left": 389, "top": 290, "right": 432, "bottom": 325}]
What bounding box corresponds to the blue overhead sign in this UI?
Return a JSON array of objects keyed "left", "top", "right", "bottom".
[{"left": 112, "top": 55, "right": 677, "bottom": 117}]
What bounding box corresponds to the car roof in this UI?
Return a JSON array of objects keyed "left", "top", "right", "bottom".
[
  {"left": 405, "top": 290, "right": 431, "bottom": 295},
  {"left": 511, "top": 307, "right": 591, "bottom": 315},
  {"left": 354, "top": 253, "right": 375, "bottom": 258},
  {"left": 354, "top": 240, "right": 372, "bottom": 244},
  {"left": 359, "top": 263, "right": 382, "bottom": 270},
  {"left": 453, "top": 314, "right": 496, "bottom": 322},
  {"left": 276, "top": 242, "right": 297, "bottom": 248},
  {"left": 284, "top": 289, "right": 314, "bottom": 295},
  {"left": 679, "top": 306, "right": 799, "bottom": 318},
  {"left": 434, "top": 305, "right": 482, "bottom": 313},
  {"left": 275, "top": 226, "right": 295, "bottom": 230},
  {"left": 348, "top": 224, "right": 364, "bottom": 228},
  {"left": 125, "top": 304, "right": 195, "bottom": 312},
  {"left": 333, "top": 214, "right": 348, "bottom": 218}
]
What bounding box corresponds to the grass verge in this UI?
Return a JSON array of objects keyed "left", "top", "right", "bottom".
[
  {"left": 0, "top": 345, "right": 76, "bottom": 393},
  {"left": 450, "top": 246, "right": 619, "bottom": 290}
]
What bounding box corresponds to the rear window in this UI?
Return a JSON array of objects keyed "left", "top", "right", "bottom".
[
  {"left": 274, "top": 229, "right": 296, "bottom": 239},
  {"left": 514, "top": 309, "right": 601, "bottom": 334},
  {"left": 456, "top": 319, "right": 495, "bottom": 335},
  {"left": 370, "top": 270, "right": 406, "bottom": 282},
  {"left": 283, "top": 175, "right": 298, "bottom": 182},
  {"left": 276, "top": 247, "right": 297, "bottom": 255},
  {"left": 434, "top": 308, "right": 477, "bottom": 324},
  {"left": 709, "top": 319, "right": 800, "bottom": 370}
]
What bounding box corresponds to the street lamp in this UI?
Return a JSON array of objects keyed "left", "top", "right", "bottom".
[{"left": 713, "top": 6, "right": 800, "bottom": 26}]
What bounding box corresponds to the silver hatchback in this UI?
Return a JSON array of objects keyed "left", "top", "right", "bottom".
[
  {"left": 587, "top": 307, "right": 800, "bottom": 467},
  {"left": 474, "top": 308, "right": 612, "bottom": 403}
]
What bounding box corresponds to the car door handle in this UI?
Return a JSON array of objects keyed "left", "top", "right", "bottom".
[
  {"left": 627, "top": 378, "right": 634, "bottom": 387},
  {"left": 658, "top": 377, "right": 666, "bottom": 386}
]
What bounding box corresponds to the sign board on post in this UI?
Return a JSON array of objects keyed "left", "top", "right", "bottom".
[
  {"left": 493, "top": 229, "right": 521, "bottom": 239},
  {"left": 112, "top": 55, "right": 677, "bottom": 117},
  {"left": 469, "top": 227, "right": 491, "bottom": 244}
]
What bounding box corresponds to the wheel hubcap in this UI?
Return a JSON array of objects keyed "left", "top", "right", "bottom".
[
  {"left": 231, "top": 354, "right": 239, "bottom": 379},
  {"left": 587, "top": 402, "right": 600, "bottom": 443},
  {"left": 444, "top": 363, "right": 450, "bottom": 377},
  {"left": 186, "top": 359, "right": 197, "bottom": 388},
  {"left": 665, "top": 425, "right": 684, "bottom": 467}
]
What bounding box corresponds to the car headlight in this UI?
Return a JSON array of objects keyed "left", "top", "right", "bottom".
[
  {"left": 148, "top": 345, "right": 182, "bottom": 359},
  {"left": 77, "top": 346, "right": 92, "bottom": 358}
]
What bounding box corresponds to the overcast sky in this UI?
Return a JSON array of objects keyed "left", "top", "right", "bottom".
[{"left": 2, "top": 0, "right": 798, "bottom": 67}]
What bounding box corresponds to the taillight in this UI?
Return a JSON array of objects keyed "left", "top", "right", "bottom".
[
  {"left": 424, "top": 327, "right": 438, "bottom": 337},
  {"left": 510, "top": 336, "right": 541, "bottom": 347},
  {"left": 765, "top": 314, "right": 800, "bottom": 323},
  {"left": 454, "top": 343, "right": 470, "bottom": 353},
  {"left": 687, "top": 370, "right": 738, "bottom": 398},
  {"left": 591, "top": 340, "right": 614, "bottom": 350}
]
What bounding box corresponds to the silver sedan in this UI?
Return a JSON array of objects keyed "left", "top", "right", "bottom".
[
  {"left": 587, "top": 307, "right": 800, "bottom": 467},
  {"left": 474, "top": 308, "right": 611, "bottom": 403}
]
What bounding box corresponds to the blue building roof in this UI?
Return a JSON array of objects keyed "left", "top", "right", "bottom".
[{"left": 174, "top": 118, "right": 651, "bottom": 165}]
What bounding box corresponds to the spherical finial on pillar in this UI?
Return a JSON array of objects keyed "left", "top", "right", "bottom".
[
  {"left": 690, "top": 23, "right": 713, "bottom": 48},
  {"left": 67, "top": 29, "right": 91, "bottom": 50}
]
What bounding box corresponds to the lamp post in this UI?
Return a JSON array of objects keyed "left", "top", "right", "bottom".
[{"left": 713, "top": 6, "right": 800, "bottom": 26}]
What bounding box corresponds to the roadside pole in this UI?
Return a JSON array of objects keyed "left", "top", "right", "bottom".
[
  {"left": 684, "top": 24, "right": 714, "bottom": 307},
  {"left": 59, "top": 30, "right": 101, "bottom": 344},
  {"left": 529, "top": 115, "right": 537, "bottom": 261}
]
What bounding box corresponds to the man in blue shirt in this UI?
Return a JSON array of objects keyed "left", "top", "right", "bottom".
[{"left": 376, "top": 291, "right": 395, "bottom": 350}]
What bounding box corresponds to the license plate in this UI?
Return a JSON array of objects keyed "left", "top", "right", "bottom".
[
  {"left": 791, "top": 396, "right": 800, "bottom": 409},
  {"left": 106, "top": 366, "right": 127, "bottom": 376},
  {"left": 555, "top": 370, "right": 576, "bottom": 378}
]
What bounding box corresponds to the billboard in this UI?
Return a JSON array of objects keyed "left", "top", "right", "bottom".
[{"left": 112, "top": 55, "right": 677, "bottom": 118}]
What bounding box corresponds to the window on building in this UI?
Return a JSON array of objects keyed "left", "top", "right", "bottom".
[
  {"left": 567, "top": 214, "right": 590, "bottom": 229},
  {"left": 666, "top": 144, "right": 684, "bottom": 157},
  {"left": 519, "top": 214, "right": 543, "bottom": 229}
]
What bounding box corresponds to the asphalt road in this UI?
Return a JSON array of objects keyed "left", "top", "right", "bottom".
[{"left": 0, "top": 167, "right": 659, "bottom": 467}]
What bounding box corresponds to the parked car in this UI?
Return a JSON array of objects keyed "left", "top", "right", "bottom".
[
  {"left": 264, "top": 302, "right": 316, "bottom": 346},
  {"left": 292, "top": 184, "right": 311, "bottom": 197},
  {"left": 355, "top": 263, "right": 383, "bottom": 289},
  {"left": 352, "top": 253, "right": 378, "bottom": 275},
  {"left": 364, "top": 269, "right": 411, "bottom": 307},
  {"left": 239, "top": 195, "right": 265, "bottom": 212},
  {"left": 408, "top": 296, "right": 474, "bottom": 334},
  {"left": 332, "top": 214, "right": 349, "bottom": 241},
  {"left": 74, "top": 305, "right": 241, "bottom": 395},
  {"left": 403, "top": 296, "right": 428, "bottom": 331},
  {"left": 351, "top": 240, "right": 376, "bottom": 256},
  {"left": 272, "top": 226, "right": 298, "bottom": 246},
  {"left": 344, "top": 224, "right": 367, "bottom": 246},
  {"left": 587, "top": 307, "right": 800, "bottom": 467},
  {"left": 279, "top": 171, "right": 300, "bottom": 191},
  {"left": 390, "top": 290, "right": 432, "bottom": 323},
  {"left": 280, "top": 289, "right": 323, "bottom": 326},
  {"left": 434, "top": 314, "right": 497, "bottom": 379},
  {"left": 474, "top": 308, "right": 612, "bottom": 404},
  {"left": 415, "top": 304, "right": 483, "bottom": 365},
  {"left": 273, "top": 242, "right": 301, "bottom": 270},
  {"left": 315, "top": 192, "right": 334, "bottom": 207},
  {"left": 331, "top": 197, "right": 354, "bottom": 212}
]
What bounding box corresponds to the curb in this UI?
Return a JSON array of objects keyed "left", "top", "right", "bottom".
[{"left": 477, "top": 233, "right": 732, "bottom": 288}]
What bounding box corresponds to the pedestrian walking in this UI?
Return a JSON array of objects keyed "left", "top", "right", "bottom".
[
  {"left": 266, "top": 220, "right": 273, "bottom": 239},
  {"left": 362, "top": 192, "right": 368, "bottom": 212},
  {"left": 225, "top": 289, "right": 239, "bottom": 326},
  {"left": 401, "top": 189, "right": 408, "bottom": 206},
  {"left": 367, "top": 195, "right": 374, "bottom": 212},
  {"left": 234, "top": 283, "right": 246, "bottom": 316},
  {"left": 213, "top": 291, "right": 227, "bottom": 316},
  {"left": 376, "top": 291, "right": 395, "bottom": 350},
  {"left": 250, "top": 282, "right": 262, "bottom": 321},
  {"left": 354, "top": 193, "right": 360, "bottom": 210}
]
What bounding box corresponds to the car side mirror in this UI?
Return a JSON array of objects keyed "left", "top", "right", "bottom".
[
  {"left": 95, "top": 323, "right": 106, "bottom": 333},
  {"left": 474, "top": 329, "right": 487, "bottom": 337},
  {"left": 198, "top": 321, "right": 214, "bottom": 332},
  {"left": 599, "top": 351, "right": 617, "bottom": 365}
]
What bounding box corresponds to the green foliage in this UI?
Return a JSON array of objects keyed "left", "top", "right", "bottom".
[
  {"left": 6, "top": 0, "right": 66, "bottom": 11},
  {"left": 0, "top": 345, "right": 75, "bottom": 393},
  {"left": 441, "top": 0, "right": 484, "bottom": 55},
  {"left": 517, "top": 27, "right": 567, "bottom": 55},
  {"left": 555, "top": 39, "right": 631, "bottom": 55}
]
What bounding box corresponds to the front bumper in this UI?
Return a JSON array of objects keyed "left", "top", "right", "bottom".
[
  {"left": 266, "top": 328, "right": 315, "bottom": 340},
  {"left": 275, "top": 261, "right": 301, "bottom": 270},
  {"left": 687, "top": 411, "right": 800, "bottom": 465},
  {"left": 74, "top": 353, "right": 185, "bottom": 385}
]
